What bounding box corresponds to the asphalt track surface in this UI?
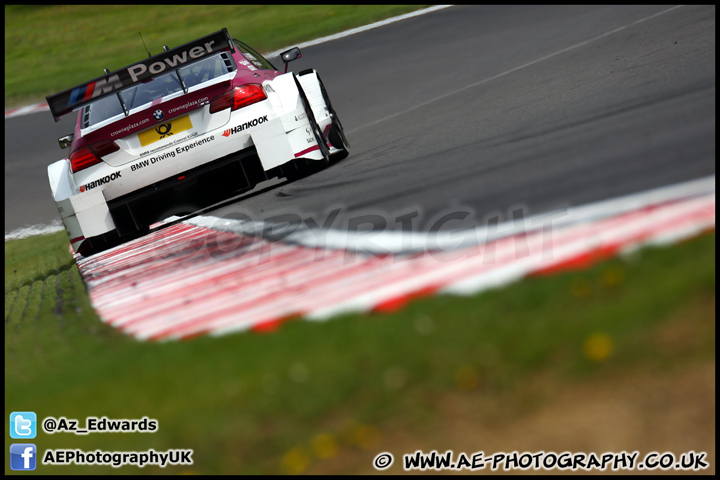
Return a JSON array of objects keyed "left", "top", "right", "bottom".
[{"left": 4, "top": 5, "right": 715, "bottom": 239}]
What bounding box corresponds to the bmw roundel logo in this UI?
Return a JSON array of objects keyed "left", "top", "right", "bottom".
[{"left": 153, "top": 109, "right": 164, "bottom": 121}]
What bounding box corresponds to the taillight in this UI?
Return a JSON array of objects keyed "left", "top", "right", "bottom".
[
  {"left": 209, "top": 84, "right": 267, "bottom": 114},
  {"left": 70, "top": 140, "right": 119, "bottom": 173}
]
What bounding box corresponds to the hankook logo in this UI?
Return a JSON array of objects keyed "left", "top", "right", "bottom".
[
  {"left": 79, "top": 172, "right": 122, "bottom": 192},
  {"left": 222, "top": 115, "right": 268, "bottom": 137}
]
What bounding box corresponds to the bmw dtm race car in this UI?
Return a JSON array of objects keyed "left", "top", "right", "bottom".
[{"left": 46, "top": 28, "right": 349, "bottom": 256}]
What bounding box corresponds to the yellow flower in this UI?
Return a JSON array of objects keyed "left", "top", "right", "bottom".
[
  {"left": 312, "top": 433, "right": 339, "bottom": 459},
  {"left": 351, "top": 424, "right": 380, "bottom": 450},
  {"left": 583, "top": 332, "right": 613, "bottom": 361},
  {"left": 281, "top": 446, "right": 311, "bottom": 474}
]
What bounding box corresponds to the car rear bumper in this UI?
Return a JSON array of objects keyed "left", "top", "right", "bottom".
[{"left": 108, "top": 146, "right": 261, "bottom": 237}]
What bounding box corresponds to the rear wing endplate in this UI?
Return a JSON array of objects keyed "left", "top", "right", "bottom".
[{"left": 46, "top": 28, "right": 234, "bottom": 122}]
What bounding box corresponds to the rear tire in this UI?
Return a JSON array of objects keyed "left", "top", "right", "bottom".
[
  {"left": 76, "top": 225, "right": 150, "bottom": 257},
  {"left": 76, "top": 230, "right": 123, "bottom": 257}
]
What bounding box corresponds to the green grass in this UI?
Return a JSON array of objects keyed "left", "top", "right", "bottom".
[
  {"left": 5, "top": 230, "right": 715, "bottom": 474},
  {"left": 4, "top": 5, "right": 428, "bottom": 107}
]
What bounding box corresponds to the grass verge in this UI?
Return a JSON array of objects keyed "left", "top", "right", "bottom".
[{"left": 4, "top": 230, "right": 715, "bottom": 474}]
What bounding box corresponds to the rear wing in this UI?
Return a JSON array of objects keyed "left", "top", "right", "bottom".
[{"left": 46, "top": 28, "right": 235, "bottom": 122}]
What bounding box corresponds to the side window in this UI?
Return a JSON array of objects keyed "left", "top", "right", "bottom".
[{"left": 232, "top": 39, "right": 276, "bottom": 71}]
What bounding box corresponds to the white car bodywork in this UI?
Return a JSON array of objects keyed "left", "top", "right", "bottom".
[{"left": 48, "top": 69, "right": 337, "bottom": 254}]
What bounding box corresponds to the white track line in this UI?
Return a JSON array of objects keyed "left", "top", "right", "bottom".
[
  {"left": 264, "top": 6, "right": 452, "bottom": 58},
  {"left": 4, "top": 103, "right": 50, "bottom": 119},
  {"left": 5, "top": 220, "right": 64, "bottom": 241}
]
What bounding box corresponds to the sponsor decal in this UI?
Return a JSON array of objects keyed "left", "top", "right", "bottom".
[
  {"left": 67, "top": 76, "right": 123, "bottom": 108},
  {"left": 139, "top": 132, "right": 199, "bottom": 157},
  {"left": 127, "top": 41, "right": 218, "bottom": 83},
  {"left": 168, "top": 97, "right": 208, "bottom": 115},
  {"left": 305, "top": 127, "right": 314, "bottom": 144},
  {"left": 155, "top": 123, "right": 174, "bottom": 139},
  {"left": 138, "top": 115, "right": 193, "bottom": 147},
  {"left": 128, "top": 134, "right": 215, "bottom": 174},
  {"left": 131, "top": 151, "right": 176, "bottom": 171},
  {"left": 79, "top": 172, "right": 122, "bottom": 192},
  {"left": 131, "top": 135, "right": 214, "bottom": 171},
  {"left": 294, "top": 112, "right": 307, "bottom": 122},
  {"left": 238, "top": 60, "right": 258, "bottom": 71},
  {"left": 175, "top": 136, "right": 215, "bottom": 154},
  {"left": 222, "top": 115, "right": 268, "bottom": 137},
  {"left": 111, "top": 118, "right": 150, "bottom": 137}
]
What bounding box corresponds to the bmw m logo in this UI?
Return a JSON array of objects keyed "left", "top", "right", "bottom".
[{"left": 153, "top": 110, "right": 164, "bottom": 121}]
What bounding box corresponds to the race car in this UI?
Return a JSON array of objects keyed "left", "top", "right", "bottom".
[{"left": 46, "top": 28, "right": 349, "bottom": 256}]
